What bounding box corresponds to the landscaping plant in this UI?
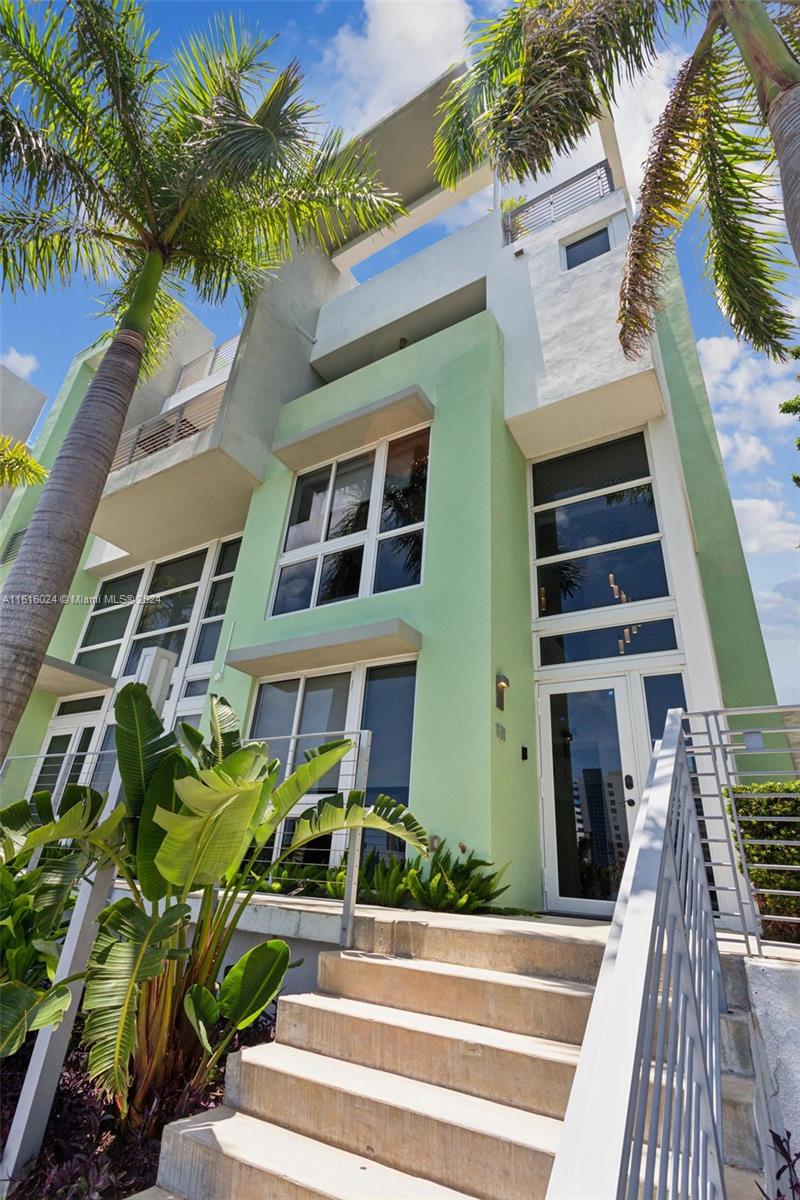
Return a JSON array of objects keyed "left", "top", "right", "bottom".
[
  {"left": 405, "top": 840, "right": 509, "bottom": 913},
  {"left": 0, "top": 683, "right": 427, "bottom": 1134},
  {"left": 729, "top": 780, "right": 800, "bottom": 943}
]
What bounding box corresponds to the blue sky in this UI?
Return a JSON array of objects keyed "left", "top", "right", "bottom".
[{"left": 1, "top": 0, "right": 797, "bottom": 699}]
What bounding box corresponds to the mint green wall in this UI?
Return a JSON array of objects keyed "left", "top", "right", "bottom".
[
  {"left": 216, "top": 312, "right": 540, "bottom": 906},
  {"left": 657, "top": 270, "right": 777, "bottom": 708}
]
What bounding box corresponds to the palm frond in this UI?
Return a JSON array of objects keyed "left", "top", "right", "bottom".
[
  {"left": 0, "top": 204, "right": 124, "bottom": 292},
  {"left": 619, "top": 49, "right": 710, "bottom": 357},
  {"left": 0, "top": 437, "right": 47, "bottom": 489}
]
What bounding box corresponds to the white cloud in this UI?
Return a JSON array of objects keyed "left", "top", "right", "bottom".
[
  {"left": 716, "top": 430, "right": 773, "bottom": 474},
  {"left": 698, "top": 335, "right": 797, "bottom": 433},
  {"left": 0, "top": 347, "right": 39, "bottom": 380},
  {"left": 611, "top": 46, "right": 686, "bottom": 200},
  {"left": 733, "top": 497, "right": 799, "bottom": 554},
  {"left": 320, "top": 0, "right": 473, "bottom": 136},
  {"left": 756, "top": 576, "right": 800, "bottom": 641}
]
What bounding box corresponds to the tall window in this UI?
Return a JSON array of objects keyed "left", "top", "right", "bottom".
[{"left": 271, "top": 428, "right": 429, "bottom": 616}]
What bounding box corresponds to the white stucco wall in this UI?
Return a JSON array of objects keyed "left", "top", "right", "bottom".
[{"left": 745, "top": 959, "right": 800, "bottom": 1140}]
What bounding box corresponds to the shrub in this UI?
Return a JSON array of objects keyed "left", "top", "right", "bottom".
[
  {"left": 729, "top": 781, "right": 800, "bottom": 944},
  {"left": 405, "top": 841, "right": 509, "bottom": 913}
]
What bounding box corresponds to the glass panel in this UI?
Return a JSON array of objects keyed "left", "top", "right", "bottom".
[
  {"left": 251, "top": 679, "right": 300, "bottom": 747},
  {"left": 94, "top": 570, "right": 143, "bottom": 610},
  {"left": 295, "top": 673, "right": 350, "bottom": 789},
  {"left": 550, "top": 688, "right": 630, "bottom": 901},
  {"left": 56, "top": 695, "right": 105, "bottom": 716},
  {"left": 540, "top": 619, "right": 677, "bottom": 666},
  {"left": 532, "top": 434, "right": 650, "bottom": 506},
  {"left": 123, "top": 629, "right": 186, "bottom": 676},
  {"left": 317, "top": 546, "right": 363, "bottom": 605},
  {"left": 537, "top": 541, "right": 668, "bottom": 617},
  {"left": 273, "top": 560, "right": 316, "bottom": 615},
  {"left": 644, "top": 674, "right": 687, "bottom": 745},
  {"left": 381, "top": 429, "right": 429, "bottom": 532},
  {"left": 81, "top": 604, "right": 132, "bottom": 647},
  {"left": 361, "top": 664, "right": 417, "bottom": 860},
  {"left": 284, "top": 465, "right": 331, "bottom": 551},
  {"left": 89, "top": 726, "right": 117, "bottom": 794},
  {"left": 76, "top": 644, "right": 119, "bottom": 676},
  {"left": 66, "top": 726, "right": 95, "bottom": 786},
  {"left": 183, "top": 678, "right": 209, "bottom": 698},
  {"left": 32, "top": 733, "right": 71, "bottom": 794},
  {"left": 374, "top": 530, "right": 423, "bottom": 593},
  {"left": 327, "top": 452, "right": 374, "bottom": 539},
  {"left": 565, "top": 226, "right": 610, "bottom": 270},
  {"left": 136, "top": 586, "right": 197, "bottom": 634},
  {"left": 534, "top": 484, "right": 658, "bottom": 558},
  {"left": 204, "top": 577, "right": 232, "bottom": 618},
  {"left": 192, "top": 619, "right": 222, "bottom": 664},
  {"left": 216, "top": 538, "right": 241, "bottom": 575},
  {"left": 150, "top": 550, "right": 206, "bottom": 594}
]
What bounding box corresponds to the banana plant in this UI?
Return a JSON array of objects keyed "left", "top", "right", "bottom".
[{"left": 0, "top": 682, "right": 428, "bottom": 1135}]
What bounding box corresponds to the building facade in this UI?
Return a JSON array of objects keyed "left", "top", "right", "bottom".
[{"left": 0, "top": 77, "right": 776, "bottom": 912}]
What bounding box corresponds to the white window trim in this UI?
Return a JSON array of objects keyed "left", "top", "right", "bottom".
[{"left": 268, "top": 425, "right": 430, "bottom": 618}]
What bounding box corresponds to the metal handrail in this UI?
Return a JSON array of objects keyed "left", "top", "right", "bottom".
[
  {"left": 175, "top": 334, "right": 240, "bottom": 392},
  {"left": 110, "top": 385, "right": 225, "bottom": 472},
  {"left": 547, "top": 709, "right": 727, "bottom": 1200},
  {"left": 503, "top": 160, "right": 614, "bottom": 244}
]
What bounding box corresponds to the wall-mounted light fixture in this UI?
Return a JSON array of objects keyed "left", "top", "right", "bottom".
[{"left": 496, "top": 673, "right": 510, "bottom": 711}]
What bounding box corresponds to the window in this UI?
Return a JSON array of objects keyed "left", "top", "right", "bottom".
[
  {"left": 75, "top": 569, "right": 144, "bottom": 675},
  {"left": 540, "top": 618, "right": 677, "bottom": 666},
  {"left": 192, "top": 538, "right": 241, "bottom": 664},
  {"left": 532, "top": 434, "right": 668, "bottom": 620},
  {"left": 565, "top": 226, "right": 610, "bottom": 270},
  {"left": 271, "top": 428, "right": 429, "bottom": 616},
  {"left": 643, "top": 673, "right": 687, "bottom": 745}
]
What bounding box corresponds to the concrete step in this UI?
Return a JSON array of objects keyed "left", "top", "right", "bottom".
[
  {"left": 352, "top": 911, "right": 607, "bottom": 985},
  {"left": 318, "top": 950, "right": 594, "bottom": 1042},
  {"left": 276, "top": 991, "right": 579, "bottom": 1118},
  {"left": 156, "top": 1106, "right": 478, "bottom": 1200},
  {"left": 722, "top": 1072, "right": 760, "bottom": 1171},
  {"left": 125, "top": 1190, "right": 184, "bottom": 1200},
  {"left": 226, "top": 1043, "right": 560, "bottom": 1200}
]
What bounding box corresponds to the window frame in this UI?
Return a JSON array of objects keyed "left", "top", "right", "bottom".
[{"left": 268, "top": 424, "right": 431, "bottom": 618}]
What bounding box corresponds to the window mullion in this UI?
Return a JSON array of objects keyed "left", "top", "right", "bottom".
[
  {"left": 534, "top": 531, "right": 663, "bottom": 567},
  {"left": 362, "top": 441, "right": 387, "bottom": 596}
]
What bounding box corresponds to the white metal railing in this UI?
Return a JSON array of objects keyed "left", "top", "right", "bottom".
[
  {"left": 110, "top": 385, "right": 224, "bottom": 472},
  {"left": 547, "top": 709, "right": 727, "bottom": 1200},
  {"left": 175, "top": 334, "right": 240, "bottom": 392},
  {"left": 503, "top": 160, "right": 614, "bottom": 243}
]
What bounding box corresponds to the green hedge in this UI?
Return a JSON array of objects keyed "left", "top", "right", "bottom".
[{"left": 729, "top": 781, "right": 800, "bottom": 944}]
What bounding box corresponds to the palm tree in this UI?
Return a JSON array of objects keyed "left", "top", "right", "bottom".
[
  {"left": 0, "top": 0, "right": 401, "bottom": 759},
  {"left": 434, "top": 0, "right": 799, "bottom": 360},
  {"left": 0, "top": 436, "right": 47, "bottom": 489}
]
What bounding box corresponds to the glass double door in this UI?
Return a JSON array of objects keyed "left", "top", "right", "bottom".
[{"left": 540, "top": 676, "right": 644, "bottom": 916}]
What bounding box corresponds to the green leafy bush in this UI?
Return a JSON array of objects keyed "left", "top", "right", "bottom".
[
  {"left": 729, "top": 781, "right": 800, "bottom": 944},
  {"left": 405, "top": 841, "right": 509, "bottom": 913}
]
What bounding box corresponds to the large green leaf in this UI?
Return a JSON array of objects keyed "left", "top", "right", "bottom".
[
  {"left": 207, "top": 694, "right": 241, "bottom": 764},
  {"left": 114, "top": 683, "right": 177, "bottom": 844},
  {"left": 254, "top": 740, "right": 352, "bottom": 845},
  {"left": 58, "top": 783, "right": 104, "bottom": 821},
  {"left": 0, "top": 980, "right": 72, "bottom": 1057},
  {"left": 218, "top": 939, "right": 289, "bottom": 1030},
  {"left": 183, "top": 983, "right": 219, "bottom": 1053},
  {"left": 136, "top": 751, "right": 194, "bottom": 901},
  {"left": 282, "top": 792, "right": 429, "bottom": 860},
  {"left": 13, "top": 795, "right": 99, "bottom": 859},
  {"left": 82, "top": 898, "right": 191, "bottom": 1111}
]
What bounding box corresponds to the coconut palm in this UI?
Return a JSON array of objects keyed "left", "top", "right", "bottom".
[
  {"left": 0, "top": 0, "right": 401, "bottom": 760},
  {"left": 434, "top": 0, "right": 799, "bottom": 360},
  {"left": 0, "top": 436, "right": 47, "bottom": 489}
]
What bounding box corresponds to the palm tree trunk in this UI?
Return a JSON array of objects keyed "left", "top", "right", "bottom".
[
  {"left": 0, "top": 251, "right": 164, "bottom": 760},
  {"left": 722, "top": 0, "right": 800, "bottom": 264}
]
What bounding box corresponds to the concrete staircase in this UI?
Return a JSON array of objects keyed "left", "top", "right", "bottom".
[{"left": 130, "top": 912, "right": 763, "bottom": 1200}]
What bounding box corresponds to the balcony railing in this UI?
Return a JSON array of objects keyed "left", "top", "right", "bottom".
[
  {"left": 175, "top": 334, "right": 240, "bottom": 392},
  {"left": 110, "top": 385, "right": 224, "bottom": 472},
  {"left": 503, "top": 160, "right": 614, "bottom": 244}
]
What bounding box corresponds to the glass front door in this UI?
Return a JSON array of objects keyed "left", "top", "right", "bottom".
[{"left": 540, "top": 677, "right": 642, "bottom": 915}]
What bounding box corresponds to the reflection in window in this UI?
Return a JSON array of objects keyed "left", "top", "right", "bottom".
[
  {"left": 534, "top": 485, "right": 657, "bottom": 557},
  {"left": 273, "top": 559, "right": 316, "bottom": 615},
  {"left": 327, "top": 453, "right": 374, "bottom": 539},
  {"left": 284, "top": 466, "right": 330, "bottom": 551},
  {"left": 541, "top": 619, "right": 677, "bottom": 666},
  {"left": 533, "top": 434, "right": 650, "bottom": 505},
  {"left": 381, "top": 430, "right": 429, "bottom": 531},
  {"left": 318, "top": 546, "right": 363, "bottom": 605},
  {"left": 374, "top": 529, "right": 423, "bottom": 593},
  {"left": 565, "top": 226, "right": 610, "bottom": 270},
  {"left": 192, "top": 538, "right": 240, "bottom": 664},
  {"left": 537, "top": 541, "right": 668, "bottom": 617},
  {"left": 643, "top": 674, "right": 687, "bottom": 745}
]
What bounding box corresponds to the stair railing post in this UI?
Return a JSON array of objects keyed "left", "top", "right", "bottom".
[
  {"left": 0, "top": 648, "right": 176, "bottom": 1197},
  {"left": 339, "top": 730, "right": 371, "bottom": 949}
]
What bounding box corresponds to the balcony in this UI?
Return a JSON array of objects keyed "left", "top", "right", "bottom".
[
  {"left": 502, "top": 160, "right": 614, "bottom": 243},
  {"left": 91, "top": 335, "right": 260, "bottom": 564}
]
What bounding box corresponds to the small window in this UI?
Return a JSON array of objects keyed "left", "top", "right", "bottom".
[
  {"left": 565, "top": 226, "right": 610, "bottom": 270},
  {"left": 56, "top": 695, "right": 105, "bottom": 717},
  {"left": 540, "top": 619, "right": 677, "bottom": 666},
  {"left": 644, "top": 674, "right": 687, "bottom": 745}
]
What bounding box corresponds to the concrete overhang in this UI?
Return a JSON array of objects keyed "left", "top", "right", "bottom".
[
  {"left": 36, "top": 655, "right": 114, "bottom": 697},
  {"left": 226, "top": 618, "right": 422, "bottom": 678},
  {"left": 273, "top": 385, "right": 434, "bottom": 472},
  {"left": 332, "top": 65, "right": 492, "bottom": 271}
]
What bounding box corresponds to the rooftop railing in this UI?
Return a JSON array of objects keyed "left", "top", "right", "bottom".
[
  {"left": 110, "top": 385, "right": 224, "bottom": 472},
  {"left": 174, "top": 334, "right": 240, "bottom": 392},
  {"left": 503, "top": 159, "right": 614, "bottom": 244}
]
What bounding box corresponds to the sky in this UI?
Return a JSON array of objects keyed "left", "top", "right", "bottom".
[{"left": 1, "top": 0, "right": 798, "bottom": 701}]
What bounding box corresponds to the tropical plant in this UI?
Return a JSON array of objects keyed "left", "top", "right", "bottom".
[
  {"left": 405, "top": 840, "right": 509, "bottom": 913},
  {"left": 0, "top": 684, "right": 427, "bottom": 1135},
  {"left": 0, "top": 0, "right": 402, "bottom": 760},
  {"left": 0, "top": 435, "right": 47, "bottom": 490},
  {"left": 758, "top": 1129, "right": 800, "bottom": 1200},
  {"left": 728, "top": 780, "right": 800, "bottom": 943},
  {"left": 358, "top": 849, "right": 410, "bottom": 908},
  {"left": 434, "top": 0, "right": 799, "bottom": 360}
]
